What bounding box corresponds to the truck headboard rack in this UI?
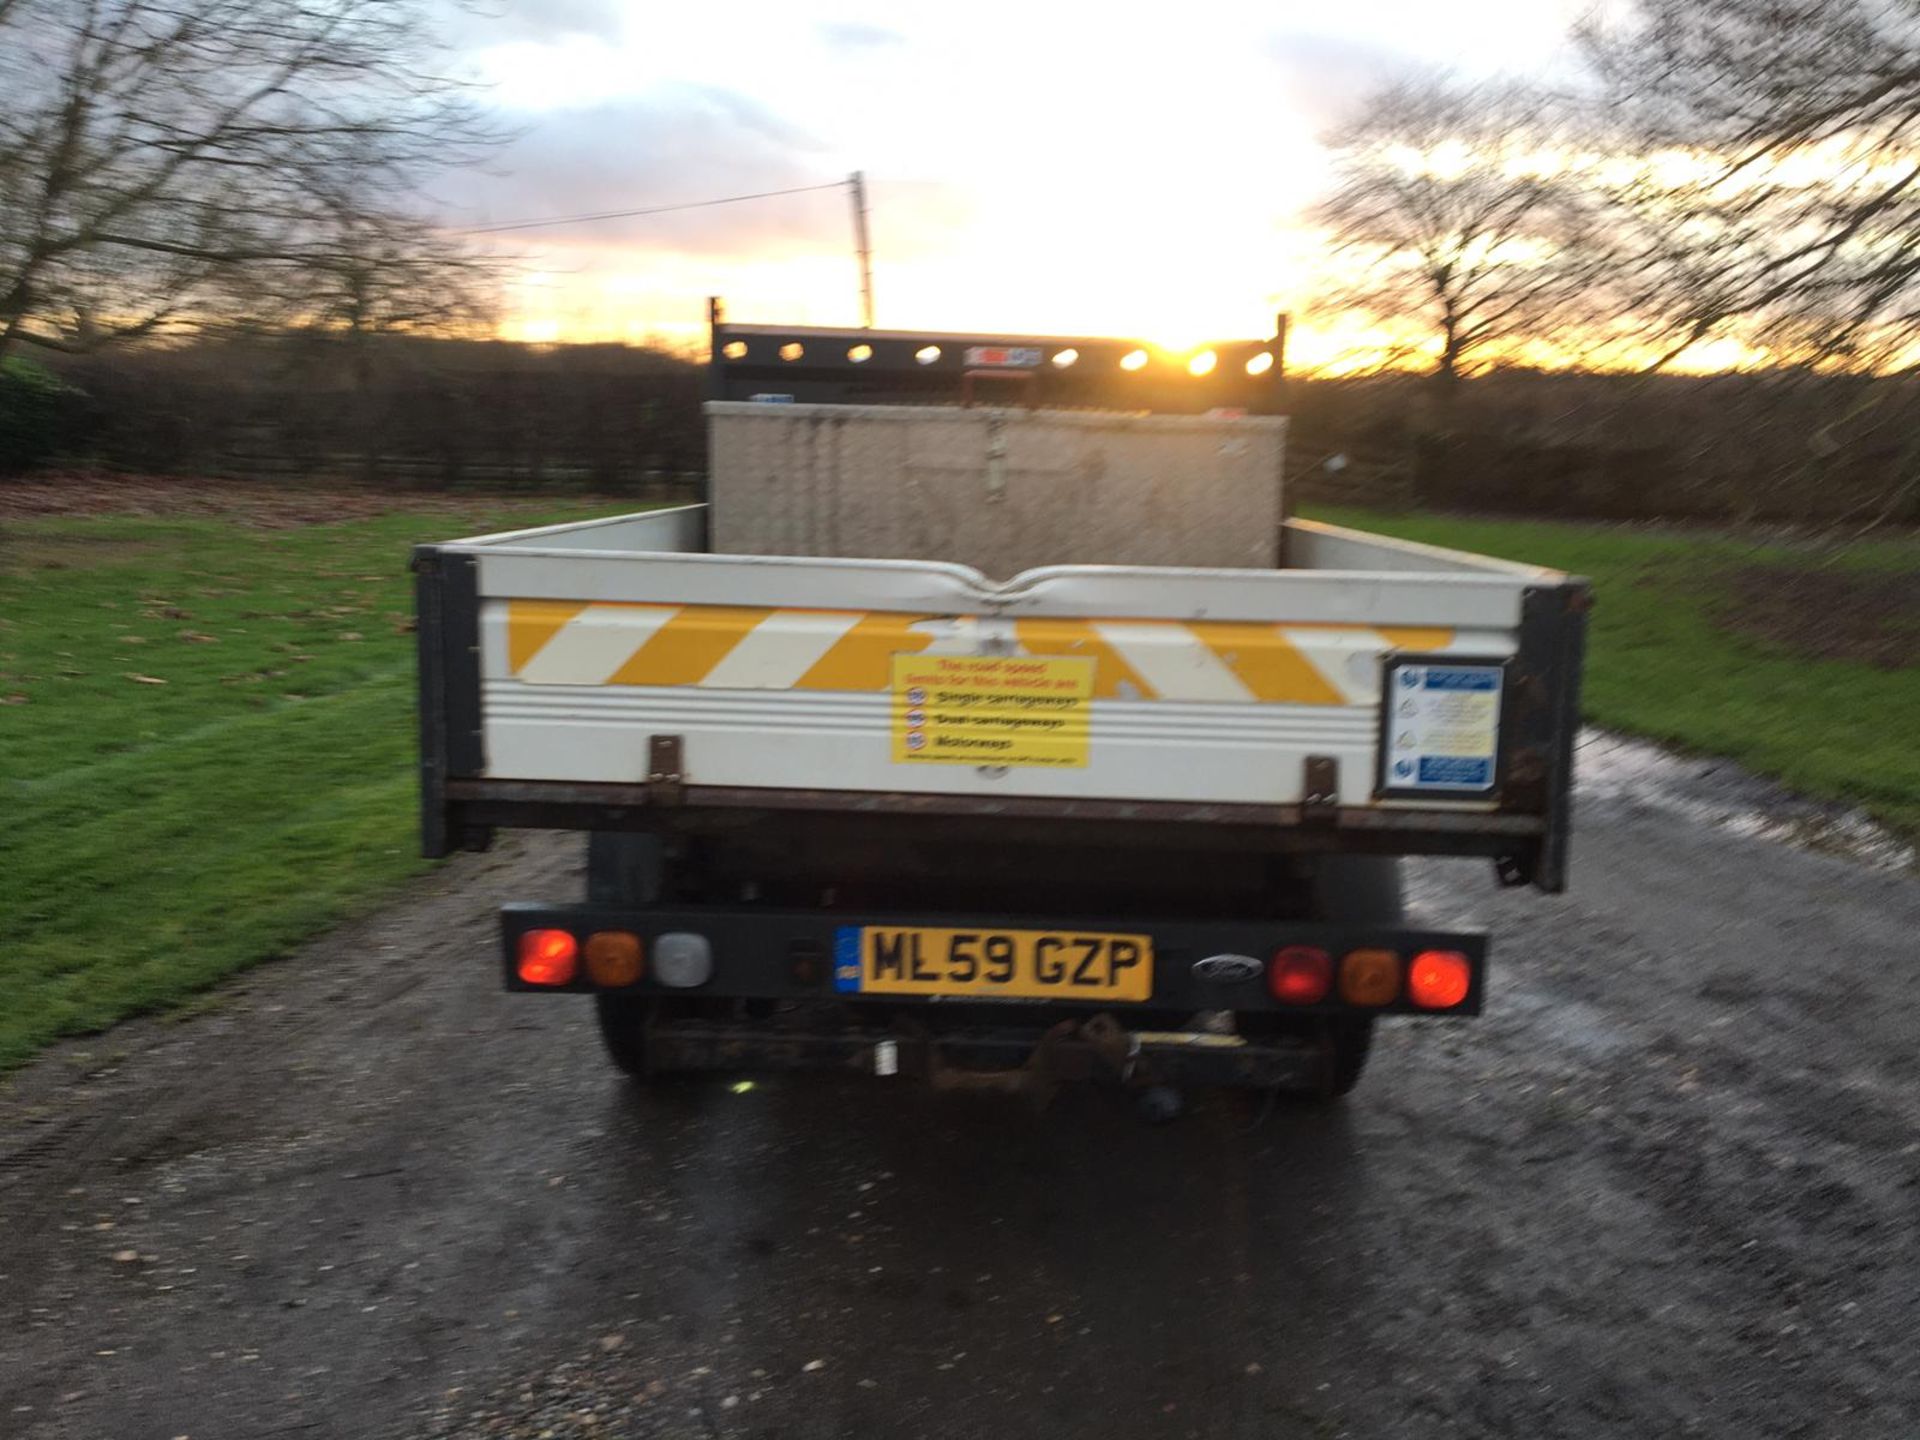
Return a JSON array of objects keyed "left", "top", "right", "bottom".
[{"left": 707, "top": 300, "right": 1288, "bottom": 416}]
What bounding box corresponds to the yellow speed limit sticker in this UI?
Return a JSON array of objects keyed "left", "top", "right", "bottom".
[{"left": 891, "top": 654, "right": 1093, "bottom": 768}]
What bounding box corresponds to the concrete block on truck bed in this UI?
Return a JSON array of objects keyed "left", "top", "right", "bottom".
[{"left": 706, "top": 401, "right": 1286, "bottom": 575}]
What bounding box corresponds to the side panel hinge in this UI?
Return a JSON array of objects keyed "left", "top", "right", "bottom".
[
  {"left": 1302, "top": 754, "right": 1339, "bottom": 824},
  {"left": 646, "top": 734, "right": 685, "bottom": 805}
]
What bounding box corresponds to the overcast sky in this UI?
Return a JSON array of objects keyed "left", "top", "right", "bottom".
[{"left": 443, "top": 0, "right": 1588, "bottom": 356}]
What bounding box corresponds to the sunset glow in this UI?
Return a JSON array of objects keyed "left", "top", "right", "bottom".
[{"left": 451, "top": 0, "right": 1594, "bottom": 371}]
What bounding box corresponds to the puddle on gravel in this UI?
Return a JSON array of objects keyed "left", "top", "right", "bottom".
[{"left": 1574, "top": 730, "right": 1915, "bottom": 873}]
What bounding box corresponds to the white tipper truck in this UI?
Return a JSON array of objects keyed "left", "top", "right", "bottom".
[{"left": 413, "top": 311, "right": 1588, "bottom": 1101}]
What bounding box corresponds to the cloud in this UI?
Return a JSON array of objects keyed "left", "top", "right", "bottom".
[
  {"left": 816, "top": 20, "right": 907, "bottom": 51},
  {"left": 440, "top": 86, "right": 966, "bottom": 262},
  {"left": 440, "top": 0, "right": 625, "bottom": 47},
  {"left": 1266, "top": 31, "right": 1438, "bottom": 132}
]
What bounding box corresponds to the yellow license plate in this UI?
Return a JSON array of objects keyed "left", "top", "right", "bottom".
[{"left": 833, "top": 925, "right": 1153, "bottom": 1001}]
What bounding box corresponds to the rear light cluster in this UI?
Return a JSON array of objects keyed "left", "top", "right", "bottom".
[
  {"left": 517, "top": 929, "right": 646, "bottom": 988},
  {"left": 1267, "top": 946, "right": 1472, "bottom": 1010},
  {"left": 514, "top": 928, "right": 717, "bottom": 989}
]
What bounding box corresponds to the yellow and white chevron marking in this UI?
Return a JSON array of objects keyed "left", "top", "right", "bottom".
[{"left": 504, "top": 600, "right": 1455, "bottom": 705}]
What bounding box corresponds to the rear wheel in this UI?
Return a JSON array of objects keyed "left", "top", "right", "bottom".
[
  {"left": 595, "top": 994, "right": 655, "bottom": 1077},
  {"left": 1240, "top": 856, "right": 1401, "bottom": 1099},
  {"left": 1235, "top": 1012, "right": 1375, "bottom": 1098},
  {"left": 595, "top": 994, "right": 742, "bottom": 1079},
  {"left": 587, "top": 833, "right": 730, "bottom": 1081},
  {"left": 1322, "top": 1016, "right": 1375, "bottom": 1097}
]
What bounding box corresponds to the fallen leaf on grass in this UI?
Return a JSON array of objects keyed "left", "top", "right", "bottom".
[
  {"left": 2, "top": 693, "right": 26, "bottom": 705},
  {"left": 125, "top": 674, "right": 168, "bottom": 685},
  {"left": 177, "top": 631, "right": 219, "bottom": 644}
]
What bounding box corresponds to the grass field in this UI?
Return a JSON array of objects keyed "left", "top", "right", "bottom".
[
  {"left": 0, "top": 496, "right": 628, "bottom": 1072},
  {"left": 2, "top": 494, "right": 1914, "bottom": 1073},
  {"left": 1309, "top": 508, "right": 1920, "bottom": 844}
]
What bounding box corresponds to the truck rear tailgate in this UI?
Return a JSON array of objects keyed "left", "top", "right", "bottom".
[{"left": 416, "top": 508, "right": 1587, "bottom": 889}]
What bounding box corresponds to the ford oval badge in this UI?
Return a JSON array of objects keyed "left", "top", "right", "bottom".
[{"left": 1193, "top": 954, "right": 1263, "bottom": 983}]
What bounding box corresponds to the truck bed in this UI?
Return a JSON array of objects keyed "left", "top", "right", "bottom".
[{"left": 415, "top": 508, "right": 1587, "bottom": 891}]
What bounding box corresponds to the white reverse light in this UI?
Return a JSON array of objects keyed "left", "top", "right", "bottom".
[{"left": 652, "top": 932, "right": 713, "bottom": 988}]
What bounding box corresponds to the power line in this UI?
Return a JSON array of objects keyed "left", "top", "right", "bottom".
[{"left": 463, "top": 180, "right": 849, "bottom": 236}]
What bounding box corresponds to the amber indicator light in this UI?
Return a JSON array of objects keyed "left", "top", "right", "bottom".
[
  {"left": 585, "top": 931, "right": 643, "bottom": 987},
  {"left": 1340, "top": 948, "right": 1401, "bottom": 1006}
]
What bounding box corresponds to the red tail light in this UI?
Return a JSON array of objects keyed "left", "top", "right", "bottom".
[
  {"left": 517, "top": 929, "right": 578, "bottom": 986},
  {"left": 1408, "top": 949, "right": 1472, "bottom": 1009},
  {"left": 1269, "top": 946, "right": 1332, "bottom": 1005}
]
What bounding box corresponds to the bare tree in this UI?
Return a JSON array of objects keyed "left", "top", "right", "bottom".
[
  {"left": 1311, "top": 78, "right": 1612, "bottom": 411},
  {"left": 1587, "top": 0, "right": 1920, "bottom": 373},
  {"left": 241, "top": 165, "right": 507, "bottom": 368},
  {"left": 0, "top": 0, "right": 503, "bottom": 366},
  {"left": 252, "top": 173, "right": 510, "bottom": 483}
]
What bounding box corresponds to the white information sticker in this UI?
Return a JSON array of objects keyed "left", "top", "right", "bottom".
[{"left": 1382, "top": 661, "right": 1504, "bottom": 793}]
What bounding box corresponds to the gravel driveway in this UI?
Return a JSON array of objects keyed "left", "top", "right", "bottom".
[{"left": 2, "top": 735, "right": 1915, "bottom": 1439}]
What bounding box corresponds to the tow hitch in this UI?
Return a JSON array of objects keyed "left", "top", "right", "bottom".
[{"left": 642, "top": 1012, "right": 1329, "bottom": 1096}]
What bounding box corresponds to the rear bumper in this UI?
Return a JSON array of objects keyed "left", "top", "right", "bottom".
[
  {"left": 646, "top": 1014, "right": 1329, "bottom": 1091},
  {"left": 499, "top": 903, "right": 1488, "bottom": 1019}
]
